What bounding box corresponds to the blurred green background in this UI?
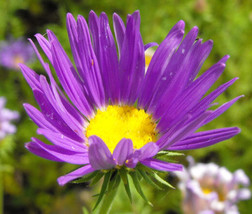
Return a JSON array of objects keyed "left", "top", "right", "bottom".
[{"left": 0, "top": 0, "right": 252, "bottom": 213}]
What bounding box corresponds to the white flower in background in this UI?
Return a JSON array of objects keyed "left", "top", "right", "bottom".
[
  {"left": 0, "top": 97, "right": 19, "bottom": 140},
  {"left": 175, "top": 157, "right": 251, "bottom": 214}
]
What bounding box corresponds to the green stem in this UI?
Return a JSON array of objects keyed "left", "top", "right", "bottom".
[
  {"left": 98, "top": 184, "right": 119, "bottom": 214},
  {"left": 0, "top": 157, "right": 3, "bottom": 214}
]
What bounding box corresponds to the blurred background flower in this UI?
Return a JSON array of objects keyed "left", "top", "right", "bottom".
[
  {"left": 0, "top": 0, "right": 251, "bottom": 213},
  {"left": 175, "top": 157, "right": 251, "bottom": 214},
  {"left": 0, "top": 97, "right": 19, "bottom": 139},
  {"left": 0, "top": 39, "right": 34, "bottom": 70}
]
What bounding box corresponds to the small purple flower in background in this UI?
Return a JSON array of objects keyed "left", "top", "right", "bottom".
[
  {"left": 20, "top": 10, "right": 241, "bottom": 208},
  {"left": 0, "top": 97, "right": 19, "bottom": 140},
  {"left": 0, "top": 38, "right": 34, "bottom": 70},
  {"left": 176, "top": 157, "right": 251, "bottom": 214}
]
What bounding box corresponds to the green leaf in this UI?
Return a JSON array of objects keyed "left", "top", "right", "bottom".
[
  {"left": 137, "top": 169, "right": 162, "bottom": 190},
  {"left": 93, "top": 171, "right": 112, "bottom": 211},
  {"left": 119, "top": 168, "right": 132, "bottom": 203},
  {"left": 90, "top": 171, "right": 104, "bottom": 186},
  {"left": 72, "top": 171, "right": 98, "bottom": 184},
  {"left": 152, "top": 172, "right": 174, "bottom": 189},
  {"left": 130, "top": 171, "right": 153, "bottom": 206}
]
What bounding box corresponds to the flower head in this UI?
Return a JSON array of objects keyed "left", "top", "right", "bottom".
[
  {"left": 0, "top": 97, "right": 19, "bottom": 140},
  {"left": 21, "top": 11, "right": 241, "bottom": 205},
  {"left": 175, "top": 157, "right": 251, "bottom": 214},
  {"left": 0, "top": 38, "right": 34, "bottom": 70}
]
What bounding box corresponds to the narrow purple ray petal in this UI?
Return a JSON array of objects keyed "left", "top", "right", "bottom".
[
  {"left": 25, "top": 142, "right": 62, "bottom": 162},
  {"left": 202, "top": 96, "right": 243, "bottom": 126},
  {"left": 120, "top": 11, "right": 145, "bottom": 104},
  {"left": 49, "top": 36, "right": 93, "bottom": 117},
  {"left": 88, "top": 136, "right": 115, "bottom": 170},
  {"left": 141, "top": 158, "right": 183, "bottom": 172},
  {"left": 28, "top": 38, "right": 52, "bottom": 76},
  {"left": 138, "top": 142, "right": 159, "bottom": 160},
  {"left": 168, "top": 127, "right": 240, "bottom": 150},
  {"left": 26, "top": 138, "right": 89, "bottom": 165},
  {"left": 33, "top": 88, "right": 83, "bottom": 141},
  {"left": 39, "top": 76, "right": 85, "bottom": 137},
  {"left": 19, "top": 64, "right": 41, "bottom": 90},
  {"left": 146, "top": 26, "right": 199, "bottom": 111},
  {"left": 75, "top": 15, "right": 105, "bottom": 107},
  {"left": 138, "top": 21, "right": 185, "bottom": 108},
  {"left": 37, "top": 128, "right": 87, "bottom": 152},
  {"left": 157, "top": 112, "right": 211, "bottom": 149},
  {"left": 30, "top": 138, "right": 89, "bottom": 164},
  {"left": 190, "top": 77, "right": 239, "bottom": 118},
  {"left": 113, "top": 13, "right": 125, "bottom": 56},
  {"left": 157, "top": 62, "right": 226, "bottom": 132},
  {"left": 144, "top": 42, "right": 158, "bottom": 51},
  {"left": 98, "top": 13, "right": 120, "bottom": 104},
  {"left": 23, "top": 103, "right": 58, "bottom": 131},
  {"left": 113, "top": 138, "right": 133, "bottom": 165},
  {"left": 34, "top": 33, "right": 53, "bottom": 62},
  {"left": 150, "top": 39, "right": 213, "bottom": 118},
  {"left": 88, "top": 11, "right": 100, "bottom": 59},
  {"left": 57, "top": 165, "right": 95, "bottom": 186}
]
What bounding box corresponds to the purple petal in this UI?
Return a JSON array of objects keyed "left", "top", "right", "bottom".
[
  {"left": 138, "top": 142, "right": 159, "bottom": 160},
  {"left": 37, "top": 128, "right": 87, "bottom": 152},
  {"left": 141, "top": 158, "right": 183, "bottom": 172},
  {"left": 19, "top": 64, "right": 41, "bottom": 90},
  {"left": 119, "top": 11, "right": 145, "bottom": 104},
  {"left": 157, "top": 62, "right": 226, "bottom": 132},
  {"left": 113, "top": 138, "right": 133, "bottom": 166},
  {"left": 138, "top": 20, "right": 185, "bottom": 109},
  {"left": 98, "top": 13, "right": 120, "bottom": 104},
  {"left": 57, "top": 165, "right": 95, "bottom": 186},
  {"left": 168, "top": 127, "right": 240, "bottom": 150},
  {"left": 151, "top": 39, "right": 213, "bottom": 118},
  {"left": 75, "top": 15, "right": 106, "bottom": 107},
  {"left": 113, "top": 13, "right": 126, "bottom": 56},
  {"left": 202, "top": 96, "right": 243, "bottom": 126},
  {"left": 190, "top": 77, "right": 239, "bottom": 118},
  {"left": 88, "top": 11, "right": 100, "bottom": 60},
  {"left": 48, "top": 31, "right": 93, "bottom": 117},
  {"left": 26, "top": 139, "right": 89, "bottom": 165},
  {"left": 88, "top": 136, "right": 115, "bottom": 170},
  {"left": 145, "top": 26, "right": 198, "bottom": 111},
  {"left": 23, "top": 103, "right": 58, "bottom": 131},
  {"left": 33, "top": 88, "right": 83, "bottom": 141},
  {"left": 157, "top": 112, "right": 211, "bottom": 149},
  {"left": 144, "top": 42, "right": 158, "bottom": 51}
]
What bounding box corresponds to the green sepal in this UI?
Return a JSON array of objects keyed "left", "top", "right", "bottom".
[
  {"left": 90, "top": 171, "right": 104, "bottom": 186},
  {"left": 137, "top": 169, "right": 162, "bottom": 190},
  {"left": 98, "top": 172, "right": 121, "bottom": 214},
  {"left": 119, "top": 168, "right": 132, "bottom": 203},
  {"left": 152, "top": 172, "right": 174, "bottom": 189},
  {"left": 72, "top": 171, "right": 99, "bottom": 184},
  {"left": 156, "top": 151, "right": 184, "bottom": 162},
  {"left": 130, "top": 171, "right": 153, "bottom": 206},
  {"left": 93, "top": 171, "right": 112, "bottom": 211},
  {"left": 156, "top": 151, "right": 184, "bottom": 157}
]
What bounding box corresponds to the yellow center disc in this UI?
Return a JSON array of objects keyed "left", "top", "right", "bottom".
[{"left": 86, "top": 105, "right": 158, "bottom": 153}]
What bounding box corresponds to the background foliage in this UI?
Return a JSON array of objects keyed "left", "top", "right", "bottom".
[{"left": 0, "top": 0, "right": 251, "bottom": 213}]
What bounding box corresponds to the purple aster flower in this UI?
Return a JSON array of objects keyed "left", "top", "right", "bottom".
[
  {"left": 0, "top": 97, "right": 19, "bottom": 140},
  {"left": 175, "top": 157, "right": 251, "bottom": 214},
  {"left": 0, "top": 38, "right": 34, "bottom": 70},
  {"left": 20, "top": 10, "right": 241, "bottom": 206}
]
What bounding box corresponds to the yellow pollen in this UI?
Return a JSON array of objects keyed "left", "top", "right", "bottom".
[{"left": 86, "top": 105, "right": 158, "bottom": 153}]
